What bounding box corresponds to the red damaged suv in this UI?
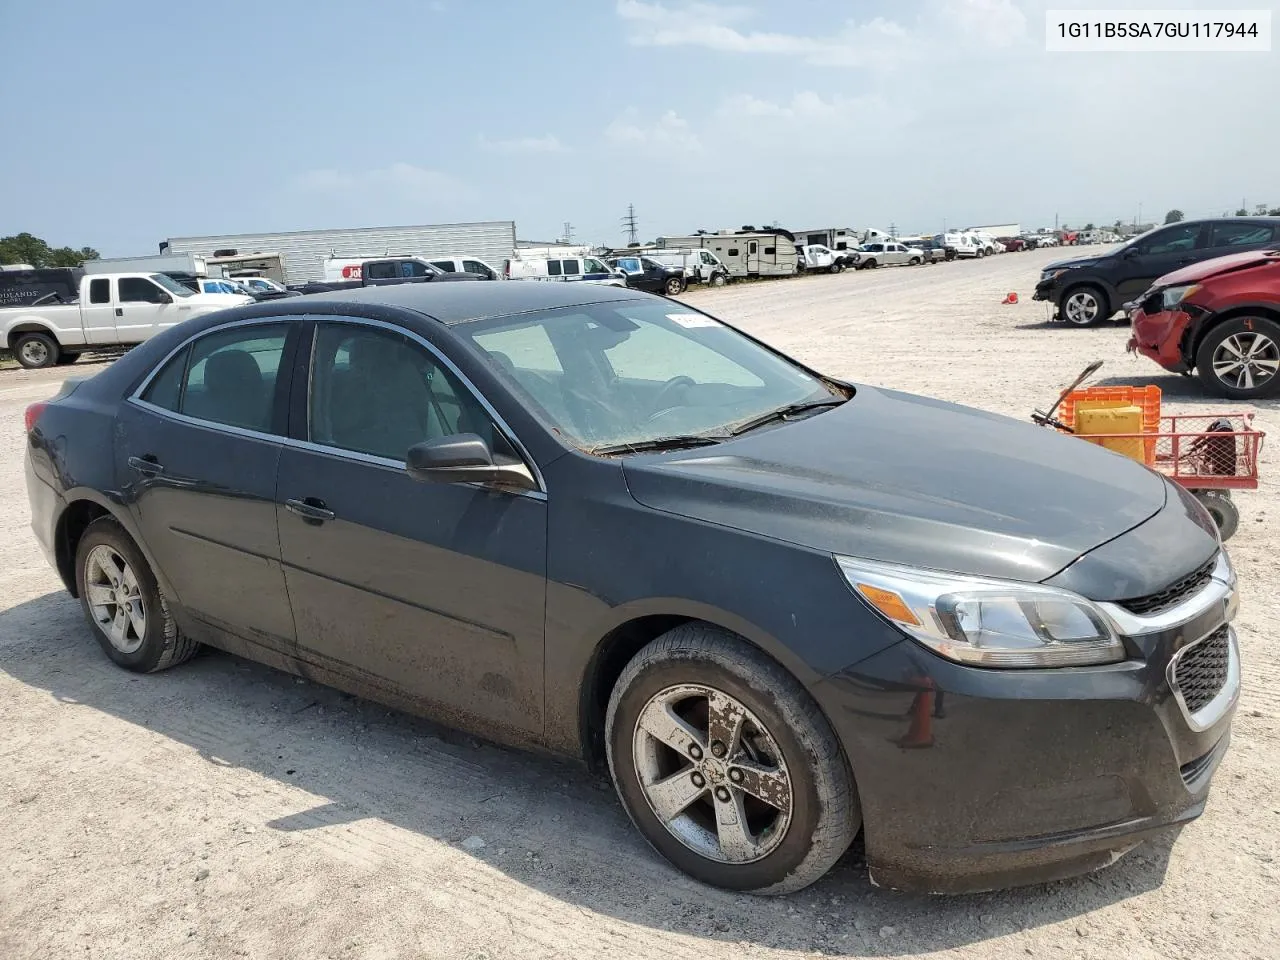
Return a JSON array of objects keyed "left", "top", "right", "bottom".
[{"left": 1128, "top": 247, "right": 1280, "bottom": 399}]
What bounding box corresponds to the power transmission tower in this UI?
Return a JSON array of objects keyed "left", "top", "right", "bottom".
[
  {"left": 622, "top": 204, "right": 639, "bottom": 245},
  {"left": 561, "top": 222, "right": 574, "bottom": 245}
]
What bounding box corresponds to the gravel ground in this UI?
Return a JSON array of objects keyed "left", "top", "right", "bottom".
[{"left": 1, "top": 246, "right": 1276, "bottom": 960}]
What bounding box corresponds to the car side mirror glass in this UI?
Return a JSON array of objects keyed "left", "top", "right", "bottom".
[
  {"left": 155, "top": 291, "right": 172, "bottom": 303},
  {"left": 406, "top": 433, "right": 536, "bottom": 491},
  {"left": 1122, "top": 247, "right": 1139, "bottom": 259}
]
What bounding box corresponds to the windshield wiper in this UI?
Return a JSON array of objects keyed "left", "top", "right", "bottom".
[
  {"left": 728, "top": 397, "right": 846, "bottom": 436},
  {"left": 589, "top": 434, "right": 727, "bottom": 456}
]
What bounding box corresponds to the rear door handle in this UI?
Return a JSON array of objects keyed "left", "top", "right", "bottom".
[
  {"left": 128, "top": 455, "right": 164, "bottom": 476},
  {"left": 285, "top": 497, "right": 336, "bottom": 523},
  {"left": 115, "top": 307, "right": 123, "bottom": 317}
]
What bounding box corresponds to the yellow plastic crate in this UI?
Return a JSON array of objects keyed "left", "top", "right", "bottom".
[{"left": 1074, "top": 404, "right": 1149, "bottom": 464}]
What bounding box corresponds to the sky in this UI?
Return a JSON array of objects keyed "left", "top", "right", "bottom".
[{"left": 1, "top": 0, "right": 1276, "bottom": 256}]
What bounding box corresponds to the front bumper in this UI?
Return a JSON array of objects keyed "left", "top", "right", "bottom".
[
  {"left": 1032, "top": 277, "right": 1059, "bottom": 303},
  {"left": 1128, "top": 303, "right": 1196, "bottom": 373},
  {"left": 813, "top": 575, "right": 1239, "bottom": 894}
]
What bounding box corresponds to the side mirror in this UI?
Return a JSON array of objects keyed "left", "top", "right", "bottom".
[
  {"left": 406, "top": 433, "right": 536, "bottom": 491},
  {"left": 1122, "top": 246, "right": 1139, "bottom": 259},
  {"left": 155, "top": 291, "right": 173, "bottom": 303}
]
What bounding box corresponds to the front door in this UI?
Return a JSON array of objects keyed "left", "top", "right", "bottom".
[
  {"left": 276, "top": 318, "right": 548, "bottom": 736},
  {"left": 115, "top": 319, "right": 300, "bottom": 658},
  {"left": 1112, "top": 222, "right": 1207, "bottom": 303},
  {"left": 746, "top": 240, "right": 760, "bottom": 273},
  {"left": 115, "top": 276, "right": 179, "bottom": 344}
]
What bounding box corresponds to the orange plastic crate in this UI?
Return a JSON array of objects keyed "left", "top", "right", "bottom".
[{"left": 1060, "top": 385, "right": 1161, "bottom": 434}]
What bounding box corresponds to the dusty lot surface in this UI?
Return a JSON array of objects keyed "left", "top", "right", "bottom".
[{"left": 2, "top": 247, "right": 1276, "bottom": 960}]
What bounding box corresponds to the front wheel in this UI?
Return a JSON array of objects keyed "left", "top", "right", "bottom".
[
  {"left": 664, "top": 276, "right": 685, "bottom": 296},
  {"left": 1194, "top": 490, "right": 1240, "bottom": 541},
  {"left": 13, "top": 331, "right": 60, "bottom": 369},
  {"left": 1060, "top": 286, "right": 1108, "bottom": 327},
  {"left": 1195, "top": 315, "right": 1280, "bottom": 399},
  {"left": 908, "top": 257, "right": 921, "bottom": 266},
  {"left": 829, "top": 263, "right": 844, "bottom": 274},
  {"left": 863, "top": 259, "right": 878, "bottom": 269},
  {"left": 709, "top": 273, "right": 727, "bottom": 287},
  {"left": 606, "top": 624, "right": 860, "bottom": 895}
]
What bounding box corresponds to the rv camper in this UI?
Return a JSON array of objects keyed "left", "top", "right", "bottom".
[{"left": 657, "top": 230, "right": 798, "bottom": 278}]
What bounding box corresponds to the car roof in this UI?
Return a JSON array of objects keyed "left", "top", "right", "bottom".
[{"left": 298, "top": 278, "right": 652, "bottom": 324}]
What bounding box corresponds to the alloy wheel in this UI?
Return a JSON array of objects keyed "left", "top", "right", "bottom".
[
  {"left": 632, "top": 683, "right": 793, "bottom": 864},
  {"left": 1063, "top": 291, "right": 1100, "bottom": 325},
  {"left": 84, "top": 545, "right": 147, "bottom": 654},
  {"left": 1212, "top": 331, "right": 1279, "bottom": 391}
]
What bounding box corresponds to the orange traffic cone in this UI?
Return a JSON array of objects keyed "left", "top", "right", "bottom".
[
  {"left": 1002, "top": 291, "right": 1019, "bottom": 304},
  {"left": 896, "top": 683, "right": 936, "bottom": 749}
]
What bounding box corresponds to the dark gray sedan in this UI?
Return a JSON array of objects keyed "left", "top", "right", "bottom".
[{"left": 24, "top": 282, "right": 1239, "bottom": 894}]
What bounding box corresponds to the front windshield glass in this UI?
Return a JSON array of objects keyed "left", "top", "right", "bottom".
[
  {"left": 461, "top": 301, "right": 843, "bottom": 451},
  {"left": 150, "top": 273, "right": 194, "bottom": 297}
]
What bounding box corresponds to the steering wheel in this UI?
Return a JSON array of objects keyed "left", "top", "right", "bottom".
[{"left": 645, "top": 376, "right": 697, "bottom": 423}]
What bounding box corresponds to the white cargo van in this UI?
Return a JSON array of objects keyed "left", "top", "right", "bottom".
[{"left": 503, "top": 253, "right": 625, "bottom": 286}]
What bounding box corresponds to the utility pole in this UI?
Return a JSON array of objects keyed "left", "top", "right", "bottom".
[
  {"left": 561, "top": 221, "right": 574, "bottom": 245},
  {"left": 889, "top": 221, "right": 898, "bottom": 238},
  {"left": 1054, "top": 212, "right": 1059, "bottom": 232},
  {"left": 622, "top": 204, "right": 639, "bottom": 245},
  {"left": 1137, "top": 202, "right": 1142, "bottom": 227}
]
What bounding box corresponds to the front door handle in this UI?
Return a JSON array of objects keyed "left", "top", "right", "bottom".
[
  {"left": 128, "top": 455, "right": 164, "bottom": 476},
  {"left": 285, "top": 497, "right": 336, "bottom": 523}
]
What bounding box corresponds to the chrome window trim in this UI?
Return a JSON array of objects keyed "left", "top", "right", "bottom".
[
  {"left": 1097, "top": 551, "right": 1237, "bottom": 637},
  {"left": 1166, "top": 627, "right": 1240, "bottom": 733},
  {"left": 125, "top": 313, "right": 548, "bottom": 501}
]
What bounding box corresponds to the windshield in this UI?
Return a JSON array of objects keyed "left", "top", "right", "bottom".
[
  {"left": 150, "top": 273, "right": 195, "bottom": 297},
  {"left": 461, "top": 301, "right": 842, "bottom": 451}
]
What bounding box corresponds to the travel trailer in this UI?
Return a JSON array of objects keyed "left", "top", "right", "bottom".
[{"left": 657, "top": 230, "right": 798, "bottom": 278}]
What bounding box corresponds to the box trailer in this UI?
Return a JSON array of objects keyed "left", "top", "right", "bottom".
[
  {"left": 657, "top": 230, "right": 798, "bottom": 279},
  {"left": 82, "top": 252, "right": 219, "bottom": 279}
]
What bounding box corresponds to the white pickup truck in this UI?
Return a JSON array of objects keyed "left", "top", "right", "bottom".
[{"left": 2, "top": 272, "right": 250, "bottom": 369}]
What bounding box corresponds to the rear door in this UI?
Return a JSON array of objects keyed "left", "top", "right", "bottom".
[
  {"left": 80, "top": 277, "right": 119, "bottom": 345},
  {"left": 115, "top": 319, "right": 301, "bottom": 659}
]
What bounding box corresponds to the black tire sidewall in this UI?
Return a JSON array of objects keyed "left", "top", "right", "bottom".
[
  {"left": 74, "top": 519, "right": 174, "bottom": 672},
  {"left": 608, "top": 656, "right": 826, "bottom": 892},
  {"left": 1198, "top": 492, "right": 1240, "bottom": 540},
  {"left": 15, "top": 332, "right": 59, "bottom": 369},
  {"left": 1062, "top": 285, "right": 1107, "bottom": 326},
  {"left": 1195, "top": 316, "right": 1280, "bottom": 399}
]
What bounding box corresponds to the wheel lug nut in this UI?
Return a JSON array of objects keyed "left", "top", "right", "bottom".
[
  {"left": 689, "top": 744, "right": 702, "bottom": 760},
  {"left": 691, "top": 772, "right": 705, "bottom": 788},
  {"left": 729, "top": 768, "right": 743, "bottom": 783},
  {"left": 715, "top": 786, "right": 731, "bottom": 802},
  {"left": 710, "top": 741, "right": 726, "bottom": 758}
]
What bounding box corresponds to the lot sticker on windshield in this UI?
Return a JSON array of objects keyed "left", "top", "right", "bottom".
[{"left": 668, "top": 313, "right": 721, "bottom": 328}]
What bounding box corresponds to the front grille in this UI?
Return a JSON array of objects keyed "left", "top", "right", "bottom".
[
  {"left": 1117, "top": 554, "right": 1217, "bottom": 616},
  {"left": 1172, "top": 626, "right": 1231, "bottom": 714}
]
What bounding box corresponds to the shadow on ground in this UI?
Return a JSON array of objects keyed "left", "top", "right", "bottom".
[{"left": 0, "top": 592, "right": 1179, "bottom": 956}]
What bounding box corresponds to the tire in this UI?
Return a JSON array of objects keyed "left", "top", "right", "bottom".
[
  {"left": 1060, "top": 285, "right": 1109, "bottom": 327},
  {"left": 13, "top": 331, "right": 60, "bottom": 369},
  {"left": 710, "top": 273, "right": 727, "bottom": 288},
  {"left": 605, "top": 624, "right": 860, "bottom": 895},
  {"left": 74, "top": 517, "right": 200, "bottom": 673},
  {"left": 1194, "top": 315, "right": 1280, "bottom": 400},
  {"left": 908, "top": 257, "right": 921, "bottom": 266},
  {"left": 1195, "top": 490, "right": 1240, "bottom": 541},
  {"left": 976, "top": 248, "right": 985, "bottom": 259},
  {"left": 864, "top": 259, "right": 878, "bottom": 269},
  {"left": 664, "top": 276, "right": 685, "bottom": 296},
  {"left": 829, "top": 263, "right": 843, "bottom": 274}
]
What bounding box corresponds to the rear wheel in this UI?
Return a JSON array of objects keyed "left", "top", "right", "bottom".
[
  {"left": 1195, "top": 315, "right": 1280, "bottom": 399},
  {"left": 664, "top": 276, "right": 685, "bottom": 296},
  {"left": 1060, "top": 285, "right": 1108, "bottom": 327},
  {"left": 606, "top": 624, "right": 860, "bottom": 895},
  {"left": 74, "top": 518, "right": 200, "bottom": 673},
  {"left": 14, "top": 332, "right": 60, "bottom": 369},
  {"left": 863, "top": 259, "right": 878, "bottom": 269}
]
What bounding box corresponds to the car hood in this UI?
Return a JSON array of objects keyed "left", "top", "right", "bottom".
[
  {"left": 1044, "top": 254, "right": 1103, "bottom": 271},
  {"left": 622, "top": 385, "right": 1168, "bottom": 585},
  {"left": 1154, "top": 249, "right": 1280, "bottom": 287}
]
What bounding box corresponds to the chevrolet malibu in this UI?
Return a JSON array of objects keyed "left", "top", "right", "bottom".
[{"left": 24, "top": 283, "right": 1240, "bottom": 895}]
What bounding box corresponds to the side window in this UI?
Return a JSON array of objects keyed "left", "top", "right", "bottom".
[
  {"left": 748, "top": 241, "right": 758, "bottom": 254},
  {"left": 119, "top": 278, "right": 167, "bottom": 303},
  {"left": 308, "top": 322, "right": 493, "bottom": 461},
  {"left": 584, "top": 258, "right": 608, "bottom": 274},
  {"left": 1140, "top": 224, "right": 1201, "bottom": 255},
  {"left": 147, "top": 325, "right": 288, "bottom": 432},
  {"left": 403, "top": 260, "right": 432, "bottom": 278},
  {"left": 462, "top": 260, "right": 490, "bottom": 277},
  {"left": 430, "top": 260, "right": 455, "bottom": 273},
  {"left": 561, "top": 259, "right": 581, "bottom": 276},
  {"left": 1209, "top": 222, "right": 1274, "bottom": 247},
  {"left": 365, "top": 261, "right": 396, "bottom": 280},
  {"left": 88, "top": 278, "right": 110, "bottom": 304},
  {"left": 700, "top": 252, "right": 715, "bottom": 265},
  {"left": 727, "top": 248, "right": 739, "bottom": 257},
  {"left": 764, "top": 246, "right": 776, "bottom": 254},
  {"left": 546, "top": 260, "right": 562, "bottom": 277}
]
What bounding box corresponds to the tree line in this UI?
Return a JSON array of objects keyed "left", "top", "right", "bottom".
[{"left": 0, "top": 233, "right": 100, "bottom": 268}]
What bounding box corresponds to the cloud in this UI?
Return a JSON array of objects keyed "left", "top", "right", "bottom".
[
  {"left": 290, "top": 163, "right": 471, "bottom": 203},
  {"left": 478, "top": 134, "right": 568, "bottom": 154},
  {"left": 604, "top": 108, "right": 702, "bottom": 152}
]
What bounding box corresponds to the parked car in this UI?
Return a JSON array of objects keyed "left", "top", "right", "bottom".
[
  {"left": 25, "top": 282, "right": 1238, "bottom": 896},
  {"left": 637, "top": 249, "right": 729, "bottom": 286},
  {"left": 504, "top": 254, "right": 626, "bottom": 286},
  {"left": 1127, "top": 247, "right": 1280, "bottom": 399},
  {"left": 936, "top": 232, "right": 984, "bottom": 258},
  {"left": 795, "top": 244, "right": 846, "bottom": 274},
  {"left": 908, "top": 241, "right": 947, "bottom": 264},
  {"left": 607, "top": 255, "right": 687, "bottom": 295},
  {"left": 425, "top": 257, "right": 502, "bottom": 280},
  {"left": 1034, "top": 217, "right": 1280, "bottom": 326},
  {"left": 2, "top": 271, "right": 249, "bottom": 368},
  {"left": 299, "top": 257, "right": 482, "bottom": 294},
  {"left": 998, "top": 237, "right": 1026, "bottom": 252},
  {"left": 196, "top": 278, "right": 262, "bottom": 301},
  {"left": 853, "top": 241, "right": 923, "bottom": 269},
  {"left": 230, "top": 276, "right": 303, "bottom": 300}
]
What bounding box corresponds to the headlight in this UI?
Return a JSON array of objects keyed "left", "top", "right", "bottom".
[
  {"left": 836, "top": 556, "right": 1125, "bottom": 668},
  {"left": 1160, "top": 284, "right": 1201, "bottom": 310},
  {"left": 1040, "top": 268, "right": 1068, "bottom": 281}
]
